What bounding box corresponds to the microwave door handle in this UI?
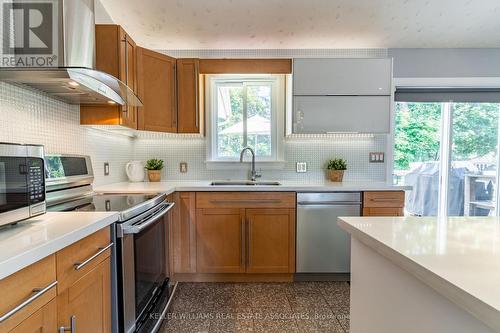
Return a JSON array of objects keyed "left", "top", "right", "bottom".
[{"left": 122, "top": 203, "right": 174, "bottom": 235}]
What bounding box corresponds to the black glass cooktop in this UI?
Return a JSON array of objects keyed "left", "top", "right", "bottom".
[{"left": 48, "top": 194, "right": 157, "bottom": 213}]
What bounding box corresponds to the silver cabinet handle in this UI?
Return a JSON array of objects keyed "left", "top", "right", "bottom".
[
  {"left": 0, "top": 280, "right": 58, "bottom": 323},
  {"left": 210, "top": 199, "right": 282, "bottom": 204},
  {"left": 59, "top": 315, "right": 76, "bottom": 333},
  {"left": 74, "top": 243, "right": 113, "bottom": 271}
]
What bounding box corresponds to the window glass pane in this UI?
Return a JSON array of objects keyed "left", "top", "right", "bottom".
[
  {"left": 246, "top": 85, "right": 272, "bottom": 157},
  {"left": 449, "top": 103, "right": 499, "bottom": 216},
  {"left": 394, "top": 102, "right": 442, "bottom": 216},
  {"left": 216, "top": 85, "right": 244, "bottom": 158}
]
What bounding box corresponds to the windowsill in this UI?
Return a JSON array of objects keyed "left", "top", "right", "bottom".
[{"left": 205, "top": 160, "right": 286, "bottom": 170}]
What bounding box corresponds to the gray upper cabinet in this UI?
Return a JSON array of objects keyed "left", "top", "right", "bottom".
[
  {"left": 293, "top": 96, "right": 390, "bottom": 134},
  {"left": 293, "top": 58, "right": 392, "bottom": 96},
  {"left": 291, "top": 58, "right": 393, "bottom": 134}
]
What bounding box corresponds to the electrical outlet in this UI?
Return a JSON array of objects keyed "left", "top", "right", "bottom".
[
  {"left": 296, "top": 162, "right": 307, "bottom": 173},
  {"left": 104, "top": 162, "right": 110, "bottom": 175},
  {"left": 180, "top": 162, "right": 188, "bottom": 173},
  {"left": 369, "top": 152, "right": 385, "bottom": 163}
]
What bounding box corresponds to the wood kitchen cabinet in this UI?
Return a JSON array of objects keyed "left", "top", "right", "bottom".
[
  {"left": 8, "top": 299, "right": 57, "bottom": 333},
  {"left": 177, "top": 58, "right": 203, "bottom": 134},
  {"left": 137, "top": 47, "right": 177, "bottom": 132},
  {"left": 56, "top": 228, "right": 111, "bottom": 333},
  {"left": 171, "top": 192, "right": 197, "bottom": 273},
  {"left": 363, "top": 191, "right": 405, "bottom": 216},
  {"left": 246, "top": 209, "right": 295, "bottom": 273},
  {"left": 196, "top": 208, "right": 246, "bottom": 273},
  {"left": 194, "top": 192, "right": 296, "bottom": 276},
  {"left": 80, "top": 25, "right": 139, "bottom": 129},
  {"left": 0, "top": 228, "right": 111, "bottom": 333}
]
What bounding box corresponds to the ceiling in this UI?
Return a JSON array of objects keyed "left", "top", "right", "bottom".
[{"left": 99, "top": 0, "right": 500, "bottom": 50}]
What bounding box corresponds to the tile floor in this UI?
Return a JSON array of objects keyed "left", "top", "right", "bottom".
[{"left": 159, "top": 282, "right": 350, "bottom": 333}]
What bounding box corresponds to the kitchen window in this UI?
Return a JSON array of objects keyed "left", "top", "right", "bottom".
[
  {"left": 205, "top": 75, "right": 285, "bottom": 163},
  {"left": 393, "top": 86, "right": 500, "bottom": 217}
]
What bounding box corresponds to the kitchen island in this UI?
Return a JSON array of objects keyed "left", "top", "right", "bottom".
[{"left": 338, "top": 216, "right": 500, "bottom": 333}]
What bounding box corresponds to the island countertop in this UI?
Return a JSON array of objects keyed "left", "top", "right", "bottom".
[
  {"left": 0, "top": 212, "right": 119, "bottom": 280},
  {"left": 338, "top": 216, "right": 500, "bottom": 332}
]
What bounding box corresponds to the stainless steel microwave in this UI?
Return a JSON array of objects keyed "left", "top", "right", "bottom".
[{"left": 0, "top": 143, "right": 46, "bottom": 227}]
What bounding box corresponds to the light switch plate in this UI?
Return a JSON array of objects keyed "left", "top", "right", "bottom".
[
  {"left": 180, "top": 162, "right": 188, "bottom": 173},
  {"left": 104, "top": 162, "right": 110, "bottom": 175},
  {"left": 296, "top": 162, "right": 307, "bottom": 173},
  {"left": 369, "top": 152, "right": 385, "bottom": 163}
]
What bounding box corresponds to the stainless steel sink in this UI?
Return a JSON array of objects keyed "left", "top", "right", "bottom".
[{"left": 210, "top": 180, "right": 281, "bottom": 186}]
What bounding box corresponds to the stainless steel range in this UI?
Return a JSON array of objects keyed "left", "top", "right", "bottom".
[{"left": 45, "top": 154, "right": 176, "bottom": 333}]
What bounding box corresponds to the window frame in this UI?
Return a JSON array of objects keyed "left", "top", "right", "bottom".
[{"left": 205, "top": 74, "right": 285, "bottom": 165}]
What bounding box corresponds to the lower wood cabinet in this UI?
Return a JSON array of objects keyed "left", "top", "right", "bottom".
[
  {"left": 194, "top": 192, "right": 296, "bottom": 275},
  {"left": 363, "top": 191, "right": 405, "bottom": 216},
  {"left": 246, "top": 209, "right": 295, "bottom": 273},
  {"left": 171, "top": 192, "right": 197, "bottom": 273},
  {"left": 196, "top": 208, "right": 246, "bottom": 273},
  {"left": 8, "top": 299, "right": 57, "bottom": 333},
  {"left": 57, "top": 257, "right": 111, "bottom": 333},
  {"left": 0, "top": 228, "right": 111, "bottom": 333}
]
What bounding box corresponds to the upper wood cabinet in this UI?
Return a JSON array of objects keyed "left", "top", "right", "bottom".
[
  {"left": 80, "top": 25, "right": 138, "bottom": 129},
  {"left": 177, "top": 59, "right": 203, "bottom": 134},
  {"left": 137, "top": 48, "right": 177, "bottom": 132},
  {"left": 293, "top": 58, "right": 392, "bottom": 96}
]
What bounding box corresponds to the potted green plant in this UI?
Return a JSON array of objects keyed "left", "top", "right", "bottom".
[
  {"left": 145, "top": 158, "right": 164, "bottom": 182},
  {"left": 326, "top": 158, "right": 347, "bottom": 182}
]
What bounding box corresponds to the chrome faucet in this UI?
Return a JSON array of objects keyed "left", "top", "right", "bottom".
[{"left": 239, "top": 147, "right": 261, "bottom": 181}]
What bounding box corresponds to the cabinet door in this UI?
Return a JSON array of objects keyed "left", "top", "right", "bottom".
[
  {"left": 137, "top": 47, "right": 177, "bottom": 132},
  {"left": 293, "top": 58, "right": 392, "bottom": 95},
  {"left": 177, "top": 59, "right": 201, "bottom": 133},
  {"left": 8, "top": 299, "right": 56, "bottom": 333},
  {"left": 246, "top": 209, "right": 295, "bottom": 273},
  {"left": 171, "top": 192, "right": 197, "bottom": 273},
  {"left": 196, "top": 208, "right": 245, "bottom": 273},
  {"left": 119, "top": 28, "right": 138, "bottom": 129},
  {"left": 57, "top": 258, "right": 111, "bottom": 333},
  {"left": 293, "top": 95, "right": 390, "bottom": 134}
]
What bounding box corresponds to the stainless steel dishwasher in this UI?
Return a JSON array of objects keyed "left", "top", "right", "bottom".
[{"left": 296, "top": 192, "right": 361, "bottom": 274}]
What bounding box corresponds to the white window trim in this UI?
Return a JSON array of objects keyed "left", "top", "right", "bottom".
[
  {"left": 204, "top": 74, "right": 285, "bottom": 169},
  {"left": 390, "top": 76, "right": 500, "bottom": 216}
]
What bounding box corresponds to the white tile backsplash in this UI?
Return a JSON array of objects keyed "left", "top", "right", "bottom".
[
  {"left": 0, "top": 82, "right": 133, "bottom": 185},
  {"left": 133, "top": 132, "right": 387, "bottom": 182}
]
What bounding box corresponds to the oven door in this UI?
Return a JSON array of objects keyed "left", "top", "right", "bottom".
[{"left": 117, "top": 202, "right": 174, "bottom": 333}]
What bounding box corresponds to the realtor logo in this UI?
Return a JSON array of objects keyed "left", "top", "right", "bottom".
[
  {"left": 3, "top": 2, "right": 53, "bottom": 54},
  {"left": 1, "top": 0, "right": 58, "bottom": 67}
]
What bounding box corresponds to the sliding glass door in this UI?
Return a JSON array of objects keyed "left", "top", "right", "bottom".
[{"left": 394, "top": 89, "right": 500, "bottom": 217}]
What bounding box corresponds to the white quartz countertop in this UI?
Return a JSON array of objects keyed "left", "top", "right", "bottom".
[
  {"left": 0, "top": 212, "right": 118, "bottom": 280},
  {"left": 338, "top": 216, "right": 500, "bottom": 332},
  {"left": 94, "top": 180, "right": 409, "bottom": 194}
]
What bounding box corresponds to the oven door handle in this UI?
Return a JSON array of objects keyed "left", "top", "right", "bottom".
[{"left": 122, "top": 202, "right": 174, "bottom": 235}]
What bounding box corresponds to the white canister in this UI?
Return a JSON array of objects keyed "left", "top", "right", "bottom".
[{"left": 125, "top": 161, "right": 145, "bottom": 182}]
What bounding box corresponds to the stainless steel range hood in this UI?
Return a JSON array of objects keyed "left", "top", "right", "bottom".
[{"left": 0, "top": 0, "right": 142, "bottom": 106}]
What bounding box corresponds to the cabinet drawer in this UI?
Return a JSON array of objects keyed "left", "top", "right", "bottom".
[
  {"left": 363, "top": 207, "right": 404, "bottom": 216},
  {"left": 0, "top": 255, "right": 57, "bottom": 333},
  {"left": 363, "top": 191, "right": 405, "bottom": 208},
  {"left": 56, "top": 228, "right": 112, "bottom": 293},
  {"left": 196, "top": 192, "right": 296, "bottom": 209}
]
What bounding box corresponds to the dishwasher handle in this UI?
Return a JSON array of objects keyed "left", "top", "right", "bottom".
[{"left": 297, "top": 201, "right": 362, "bottom": 206}]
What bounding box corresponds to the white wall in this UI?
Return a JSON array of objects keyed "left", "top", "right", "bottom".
[{"left": 0, "top": 83, "right": 133, "bottom": 185}]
